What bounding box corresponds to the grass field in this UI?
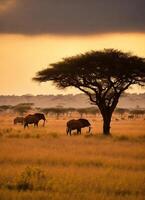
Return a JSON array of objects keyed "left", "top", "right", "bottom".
[{"left": 0, "top": 114, "right": 145, "bottom": 200}]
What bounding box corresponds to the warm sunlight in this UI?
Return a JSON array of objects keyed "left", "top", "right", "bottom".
[
  {"left": 0, "top": 1, "right": 145, "bottom": 200},
  {"left": 0, "top": 33, "right": 145, "bottom": 95}
]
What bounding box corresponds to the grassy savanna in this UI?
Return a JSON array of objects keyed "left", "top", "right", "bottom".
[{"left": 0, "top": 114, "right": 145, "bottom": 200}]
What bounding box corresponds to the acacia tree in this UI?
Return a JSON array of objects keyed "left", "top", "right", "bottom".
[
  {"left": 0, "top": 105, "right": 12, "bottom": 113},
  {"left": 13, "top": 103, "right": 33, "bottom": 116},
  {"left": 33, "top": 49, "right": 145, "bottom": 135}
]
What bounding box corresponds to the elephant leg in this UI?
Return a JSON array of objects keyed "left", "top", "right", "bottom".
[
  {"left": 69, "top": 129, "right": 71, "bottom": 136},
  {"left": 66, "top": 127, "right": 69, "bottom": 135},
  {"left": 77, "top": 128, "right": 81, "bottom": 134},
  {"left": 34, "top": 122, "right": 38, "bottom": 127},
  {"left": 24, "top": 123, "right": 28, "bottom": 129}
]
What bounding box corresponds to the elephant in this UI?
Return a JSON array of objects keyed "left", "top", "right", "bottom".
[
  {"left": 14, "top": 117, "right": 24, "bottom": 125},
  {"left": 66, "top": 118, "right": 91, "bottom": 135},
  {"left": 24, "top": 113, "right": 46, "bottom": 128},
  {"left": 34, "top": 113, "right": 46, "bottom": 126}
]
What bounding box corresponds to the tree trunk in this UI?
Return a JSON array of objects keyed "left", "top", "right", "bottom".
[{"left": 102, "top": 111, "right": 112, "bottom": 135}]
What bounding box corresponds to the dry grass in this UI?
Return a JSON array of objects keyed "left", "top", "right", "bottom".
[{"left": 0, "top": 114, "right": 145, "bottom": 200}]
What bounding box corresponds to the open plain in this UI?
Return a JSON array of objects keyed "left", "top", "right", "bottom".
[{"left": 0, "top": 114, "right": 145, "bottom": 200}]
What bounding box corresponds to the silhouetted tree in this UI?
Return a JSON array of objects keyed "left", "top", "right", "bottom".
[
  {"left": 13, "top": 103, "right": 33, "bottom": 116},
  {"left": 33, "top": 49, "right": 145, "bottom": 135}
]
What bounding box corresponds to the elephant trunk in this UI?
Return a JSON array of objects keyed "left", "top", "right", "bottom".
[
  {"left": 88, "top": 126, "right": 91, "bottom": 133},
  {"left": 43, "top": 119, "right": 46, "bottom": 127}
]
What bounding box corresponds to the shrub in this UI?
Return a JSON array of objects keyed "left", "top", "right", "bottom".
[
  {"left": 114, "top": 135, "right": 129, "bottom": 141},
  {"left": 49, "top": 132, "right": 59, "bottom": 138},
  {"left": 16, "top": 167, "right": 48, "bottom": 191}
]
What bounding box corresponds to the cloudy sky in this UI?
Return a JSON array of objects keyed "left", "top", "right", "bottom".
[{"left": 0, "top": 0, "right": 145, "bottom": 95}]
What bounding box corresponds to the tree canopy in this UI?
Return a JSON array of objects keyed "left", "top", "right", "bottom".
[
  {"left": 13, "top": 103, "right": 33, "bottom": 115},
  {"left": 33, "top": 49, "right": 145, "bottom": 135}
]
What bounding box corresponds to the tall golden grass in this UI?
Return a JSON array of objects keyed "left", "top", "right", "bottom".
[{"left": 0, "top": 114, "right": 145, "bottom": 200}]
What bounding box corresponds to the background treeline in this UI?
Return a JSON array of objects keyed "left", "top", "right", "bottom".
[
  {"left": 0, "top": 103, "right": 145, "bottom": 120},
  {"left": 0, "top": 93, "right": 145, "bottom": 108}
]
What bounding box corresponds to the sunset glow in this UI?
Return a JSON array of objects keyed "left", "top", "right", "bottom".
[
  {"left": 0, "top": 2, "right": 145, "bottom": 199},
  {"left": 0, "top": 33, "right": 145, "bottom": 95},
  {"left": 0, "top": 0, "right": 145, "bottom": 95}
]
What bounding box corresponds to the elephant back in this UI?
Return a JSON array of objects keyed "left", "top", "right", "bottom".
[
  {"left": 24, "top": 114, "right": 39, "bottom": 124},
  {"left": 67, "top": 119, "right": 83, "bottom": 129}
]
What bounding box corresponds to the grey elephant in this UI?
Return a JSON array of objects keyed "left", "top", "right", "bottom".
[
  {"left": 14, "top": 117, "right": 24, "bottom": 125},
  {"left": 24, "top": 113, "right": 46, "bottom": 128},
  {"left": 66, "top": 118, "right": 91, "bottom": 136}
]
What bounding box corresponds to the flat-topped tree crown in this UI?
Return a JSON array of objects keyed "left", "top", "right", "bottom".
[{"left": 33, "top": 49, "right": 145, "bottom": 135}]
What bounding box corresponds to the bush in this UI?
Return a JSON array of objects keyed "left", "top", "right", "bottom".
[
  {"left": 114, "top": 135, "right": 129, "bottom": 141},
  {"left": 49, "top": 132, "right": 59, "bottom": 138},
  {"left": 16, "top": 167, "right": 48, "bottom": 191}
]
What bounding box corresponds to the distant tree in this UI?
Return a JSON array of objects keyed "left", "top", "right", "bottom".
[
  {"left": 86, "top": 107, "right": 100, "bottom": 116},
  {"left": 115, "top": 108, "right": 129, "bottom": 117},
  {"left": 13, "top": 103, "right": 33, "bottom": 116},
  {"left": 64, "top": 107, "right": 76, "bottom": 118},
  {"left": 40, "top": 108, "right": 52, "bottom": 115},
  {"left": 129, "top": 109, "right": 145, "bottom": 118},
  {"left": 33, "top": 49, "right": 145, "bottom": 135},
  {"left": 0, "top": 105, "right": 12, "bottom": 113},
  {"left": 76, "top": 108, "right": 88, "bottom": 118},
  {"left": 40, "top": 107, "right": 66, "bottom": 119},
  {"left": 76, "top": 107, "right": 100, "bottom": 118},
  {"left": 53, "top": 106, "right": 66, "bottom": 119}
]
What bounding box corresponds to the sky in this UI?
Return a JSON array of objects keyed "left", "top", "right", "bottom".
[{"left": 0, "top": 0, "right": 145, "bottom": 95}]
